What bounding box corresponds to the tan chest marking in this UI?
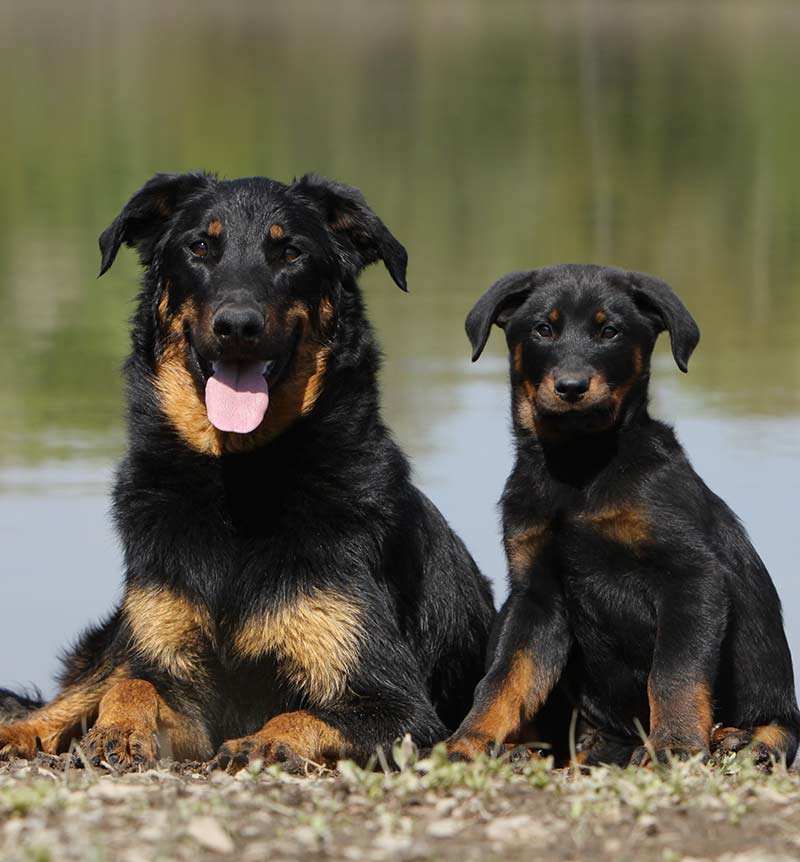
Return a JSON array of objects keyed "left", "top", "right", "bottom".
[
  {"left": 123, "top": 586, "right": 214, "bottom": 680},
  {"left": 234, "top": 590, "right": 362, "bottom": 707},
  {"left": 505, "top": 523, "right": 550, "bottom": 580},
  {"left": 578, "top": 503, "right": 649, "bottom": 548}
]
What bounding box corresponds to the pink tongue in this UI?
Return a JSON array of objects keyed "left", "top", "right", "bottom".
[{"left": 205, "top": 360, "right": 270, "bottom": 434}]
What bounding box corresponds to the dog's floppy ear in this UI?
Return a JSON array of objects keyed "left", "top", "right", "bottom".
[
  {"left": 98, "top": 172, "right": 216, "bottom": 276},
  {"left": 627, "top": 271, "right": 700, "bottom": 372},
  {"left": 294, "top": 174, "right": 408, "bottom": 291},
  {"left": 465, "top": 270, "right": 538, "bottom": 362}
]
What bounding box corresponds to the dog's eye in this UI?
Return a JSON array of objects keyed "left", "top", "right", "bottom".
[
  {"left": 601, "top": 325, "right": 619, "bottom": 339},
  {"left": 535, "top": 323, "right": 554, "bottom": 338},
  {"left": 284, "top": 246, "right": 302, "bottom": 262},
  {"left": 189, "top": 241, "right": 208, "bottom": 258}
]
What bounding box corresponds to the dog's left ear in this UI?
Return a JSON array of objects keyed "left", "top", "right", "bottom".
[
  {"left": 627, "top": 271, "right": 700, "bottom": 372},
  {"left": 295, "top": 174, "right": 408, "bottom": 291},
  {"left": 99, "top": 172, "right": 216, "bottom": 276}
]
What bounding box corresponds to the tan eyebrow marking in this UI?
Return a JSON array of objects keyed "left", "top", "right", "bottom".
[
  {"left": 207, "top": 220, "right": 224, "bottom": 237},
  {"left": 595, "top": 311, "right": 607, "bottom": 324},
  {"left": 547, "top": 309, "right": 559, "bottom": 323},
  {"left": 269, "top": 223, "right": 284, "bottom": 240}
]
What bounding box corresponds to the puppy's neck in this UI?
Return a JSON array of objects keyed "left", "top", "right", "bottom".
[{"left": 516, "top": 385, "right": 651, "bottom": 487}]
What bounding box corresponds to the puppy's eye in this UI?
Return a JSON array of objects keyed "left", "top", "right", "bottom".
[
  {"left": 189, "top": 241, "right": 208, "bottom": 258},
  {"left": 535, "top": 323, "right": 554, "bottom": 338},
  {"left": 601, "top": 325, "right": 619, "bottom": 339},
  {"left": 284, "top": 246, "right": 302, "bottom": 263}
]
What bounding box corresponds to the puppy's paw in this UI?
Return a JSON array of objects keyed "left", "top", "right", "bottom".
[
  {"left": 630, "top": 741, "right": 709, "bottom": 767},
  {"left": 81, "top": 725, "right": 158, "bottom": 771},
  {"left": 0, "top": 723, "right": 41, "bottom": 760}
]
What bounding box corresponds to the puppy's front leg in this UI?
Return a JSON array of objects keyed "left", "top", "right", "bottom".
[
  {"left": 631, "top": 572, "right": 726, "bottom": 765},
  {"left": 447, "top": 574, "right": 570, "bottom": 759}
]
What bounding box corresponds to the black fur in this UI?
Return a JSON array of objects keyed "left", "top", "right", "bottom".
[
  {"left": 0, "top": 174, "right": 493, "bottom": 769},
  {"left": 451, "top": 263, "right": 799, "bottom": 767}
]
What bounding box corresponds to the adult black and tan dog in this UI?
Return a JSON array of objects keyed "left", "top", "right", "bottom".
[
  {"left": 447, "top": 264, "right": 799, "bottom": 766},
  {"left": 0, "top": 173, "right": 493, "bottom": 770}
]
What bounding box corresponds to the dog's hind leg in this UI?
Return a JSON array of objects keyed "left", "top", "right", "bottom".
[
  {"left": 0, "top": 689, "right": 44, "bottom": 724},
  {"left": 0, "top": 667, "right": 127, "bottom": 760}
]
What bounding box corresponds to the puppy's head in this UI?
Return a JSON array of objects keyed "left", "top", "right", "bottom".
[
  {"left": 99, "top": 173, "right": 407, "bottom": 454},
  {"left": 466, "top": 264, "right": 699, "bottom": 438}
]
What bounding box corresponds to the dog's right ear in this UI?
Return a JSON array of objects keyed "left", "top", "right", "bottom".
[
  {"left": 465, "top": 270, "right": 537, "bottom": 361},
  {"left": 98, "top": 172, "right": 216, "bottom": 276}
]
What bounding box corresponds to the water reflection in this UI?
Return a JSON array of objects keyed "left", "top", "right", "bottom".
[{"left": 0, "top": 0, "right": 798, "bottom": 693}]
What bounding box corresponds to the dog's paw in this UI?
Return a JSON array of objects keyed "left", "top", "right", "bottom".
[
  {"left": 81, "top": 725, "right": 158, "bottom": 771},
  {"left": 207, "top": 734, "right": 305, "bottom": 774},
  {"left": 710, "top": 726, "right": 779, "bottom": 769},
  {"left": 0, "top": 723, "right": 41, "bottom": 760},
  {"left": 630, "top": 741, "right": 709, "bottom": 767}
]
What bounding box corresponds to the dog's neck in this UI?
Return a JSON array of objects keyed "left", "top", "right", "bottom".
[{"left": 515, "top": 382, "right": 652, "bottom": 489}]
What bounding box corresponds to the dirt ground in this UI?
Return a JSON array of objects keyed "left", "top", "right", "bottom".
[{"left": 0, "top": 746, "right": 798, "bottom": 862}]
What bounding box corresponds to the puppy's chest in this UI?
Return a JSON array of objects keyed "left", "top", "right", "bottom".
[
  {"left": 505, "top": 501, "right": 651, "bottom": 583},
  {"left": 122, "top": 584, "right": 363, "bottom": 707}
]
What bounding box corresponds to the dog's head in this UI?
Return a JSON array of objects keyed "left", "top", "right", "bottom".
[
  {"left": 466, "top": 264, "right": 699, "bottom": 438},
  {"left": 99, "top": 173, "right": 407, "bottom": 455}
]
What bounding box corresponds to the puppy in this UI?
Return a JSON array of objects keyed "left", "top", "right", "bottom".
[{"left": 447, "top": 264, "right": 799, "bottom": 766}]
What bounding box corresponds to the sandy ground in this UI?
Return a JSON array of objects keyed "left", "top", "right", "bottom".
[{"left": 0, "top": 747, "right": 798, "bottom": 862}]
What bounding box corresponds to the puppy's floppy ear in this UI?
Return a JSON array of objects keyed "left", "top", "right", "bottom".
[
  {"left": 465, "top": 270, "right": 537, "bottom": 361},
  {"left": 627, "top": 270, "right": 700, "bottom": 372},
  {"left": 294, "top": 174, "right": 408, "bottom": 291},
  {"left": 98, "top": 172, "right": 216, "bottom": 276}
]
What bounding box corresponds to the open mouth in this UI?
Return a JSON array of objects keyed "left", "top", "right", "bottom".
[{"left": 185, "top": 329, "right": 298, "bottom": 435}]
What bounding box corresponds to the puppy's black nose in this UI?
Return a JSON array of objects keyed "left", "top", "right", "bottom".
[
  {"left": 212, "top": 306, "right": 264, "bottom": 343},
  {"left": 554, "top": 374, "right": 590, "bottom": 402}
]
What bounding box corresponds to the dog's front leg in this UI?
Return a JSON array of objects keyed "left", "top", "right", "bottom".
[
  {"left": 446, "top": 573, "right": 570, "bottom": 760},
  {"left": 631, "top": 570, "right": 726, "bottom": 766}
]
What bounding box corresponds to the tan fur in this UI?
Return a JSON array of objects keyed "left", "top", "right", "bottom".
[
  {"left": 154, "top": 298, "right": 332, "bottom": 457},
  {"left": 220, "top": 710, "right": 348, "bottom": 766},
  {"left": 547, "top": 309, "right": 559, "bottom": 323},
  {"left": 580, "top": 503, "right": 649, "bottom": 548},
  {"left": 752, "top": 724, "right": 793, "bottom": 753},
  {"left": 449, "top": 651, "right": 543, "bottom": 758},
  {"left": 269, "top": 223, "right": 284, "bottom": 240},
  {"left": 648, "top": 679, "right": 713, "bottom": 747},
  {"left": 506, "top": 523, "right": 550, "bottom": 580},
  {"left": 123, "top": 585, "right": 214, "bottom": 680},
  {"left": 594, "top": 310, "right": 607, "bottom": 324},
  {"left": 207, "top": 219, "right": 224, "bottom": 237},
  {"left": 157, "top": 698, "right": 214, "bottom": 762},
  {"left": 0, "top": 665, "right": 128, "bottom": 756},
  {"left": 234, "top": 590, "right": 362, "bottom": 707}
]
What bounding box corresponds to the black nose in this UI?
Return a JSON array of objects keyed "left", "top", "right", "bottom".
[
  {"left": 554, "top": 374, "right": 590, "bottom": 402},
  {"left": 212, "top": 306, "right": 264, "bottom": 343}
]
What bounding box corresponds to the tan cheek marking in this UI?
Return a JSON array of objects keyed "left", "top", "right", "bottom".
[
  {"left": 234, "top": 590, "right": 362, "bottom": 707},
  {"left": 123, "top": 586, "right": 214, "bottom": 680},
  {"left": 207, "top": 219, "right": 224, "bottom": 237},
  {"left": 505, "top": 523, "right": 550, "bottom": 580},
  {"left": 579, "top": 503, "right": 649, "bottom": 547},
  {"left": 154, "top": 299, "right": 333, "bottom": 456},
  {"left": 512, "top": 343, "right": 523, "bottom": 375},
  {"left": 269, "top": 223, "right": 284, "bottom": 240}
]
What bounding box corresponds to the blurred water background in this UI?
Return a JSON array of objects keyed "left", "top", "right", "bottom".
[{"left": 1, "top": 0, "right": 799, "bottom": 696}]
